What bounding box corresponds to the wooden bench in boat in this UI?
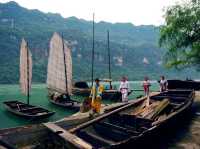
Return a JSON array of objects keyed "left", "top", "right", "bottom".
[
  {"left": 24, "top": 109, "right": 48, "bottom": 115},
  {"left": 93, "top": 123, "right": 131, "bottom": 142},
  {"left": 78, "top": 130, "right": 115, "bottom": 145},
  {"left": 119, "top": 113, "right": 153, "bottom": 122},
  {"left": 44, "top": 123, "right": 92, "bottom": 149},
  {"left": 98, "top": 122, "right": 140, "bottom": 135},
  {"left": 18, "top": 107, "right": 41, "bottom": 112},
  {"left": 9, "top": 103, "right": 27, "bottom": 107}
]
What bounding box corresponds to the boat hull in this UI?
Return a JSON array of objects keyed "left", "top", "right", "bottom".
[
  {"left": 72, "top": 87, "right": 91, "bottom": 96},
  {"left": 48, "top": 98, "right": 81, "bottom": 111},
  {"left": 108, "top": 94, "right": 194, "bottom": 149},
  {"left": 3, "top": 101, "right": 55, "bottom": 119},
  {"left": 47, "top": 88, "right": 81, "bottom": 110},
  {"left": 168, "top": 79, "right": 200, "bottom": 90},
  {"left": 65, "top": 90, "right": 195, "bottom": 149}
]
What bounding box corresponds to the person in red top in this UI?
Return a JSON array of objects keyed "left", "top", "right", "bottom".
[{"left": 142, "top": 76, "right": 151, "bottom": 96}]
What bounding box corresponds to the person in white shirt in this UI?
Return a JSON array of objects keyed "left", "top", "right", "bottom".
[
  {"left": 159, "top": 76, "right": 168, "bottom": 92},
  {"left": 119, "top": 76, "right": 130, "bottom": 102}
]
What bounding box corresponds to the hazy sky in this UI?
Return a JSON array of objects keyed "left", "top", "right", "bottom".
[{"left": 0, "top": 0, "right": 185, "bottom": 25}]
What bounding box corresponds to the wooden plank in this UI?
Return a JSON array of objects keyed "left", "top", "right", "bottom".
[
  {"left": 145, "top": 98, "right": 170, "bottom": 119},
  {"left": 19, "top": 107, "right": 40, "bottom": 112},
  {"left": 79, "top": 130, "right": 115, "bottom": 145},
  {"left": 69, "top": 92, "right": 160, "bottom": 133},
  {"left": 44, "top": 123, "right": 92, "bottom": 149},
  {"left": 100, "top": 122, "right": 139, "bottom": 134}
]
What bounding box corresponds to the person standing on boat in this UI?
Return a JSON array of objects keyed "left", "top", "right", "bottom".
[
  {"left": 89, "top": 78, "right": 104, "bottom": 114},
  {"left": 159, "top": 76, "right": 168, "bottom": 92},
  {"left": 142, "top": 77, "right": 151, "bottom": 106},
  {"left": 119, "top": 76, "right": 130, "bottom": 102},
  {"left": 142, "top": 76, "right": 151, "bottom": 96}
]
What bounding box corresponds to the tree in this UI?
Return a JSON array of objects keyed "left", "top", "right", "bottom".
[{"left": 159, "top": 1, "right": 200, "bottom": 69}]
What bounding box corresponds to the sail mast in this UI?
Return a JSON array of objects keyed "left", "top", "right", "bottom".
[
  {"left": 107, "top": 30, "right": 112, "bottom": 89},
  {"left": 91, "top": 13, "right": 95, "bottom": 87},
  {"left": 62, "top": 33, "right": 68, "bottom": 93},
  {"left": 26, "top": 41, "right": 30, "bottom": 105}
]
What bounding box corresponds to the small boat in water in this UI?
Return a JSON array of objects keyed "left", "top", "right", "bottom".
[
  {"left": 48, "top": 90, "right": 80, "bottom": 110},
  {"left": 3, "top": 39, "right": 55, "bottom": 119},
  {"left": 72, "top": 81, "right": 91, "bottom": 96},
  {"left": 72, "top": 79, "right": 132, "bottom": 101},
  {"left": 3, "top": 101, "right": 54, "bottom": 119},
  {"left": 60, "top": 90, "right": 194, "bottom": 149},
  {"left": 47, "top": 32, "right": 81, "bottom": 110}
]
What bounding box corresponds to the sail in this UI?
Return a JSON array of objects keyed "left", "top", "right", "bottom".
[
  {"left": 19, "top": 38, "right": 32, "bottom": 95},
  {"left": 47, "top": 32, "right": 72, "bottom": 95}
]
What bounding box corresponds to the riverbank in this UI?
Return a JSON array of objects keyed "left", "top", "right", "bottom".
[{"left": 170, "top": 91, "right": 200, "bottom": 149}]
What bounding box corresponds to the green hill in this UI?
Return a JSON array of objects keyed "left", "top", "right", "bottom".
[{"left": 0, "top": 1, "right": 198, "bottom": 84}]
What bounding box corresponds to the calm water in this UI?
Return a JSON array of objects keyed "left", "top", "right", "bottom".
[{"left": 0, "top": 82, "right": 158, "bottom": 129}]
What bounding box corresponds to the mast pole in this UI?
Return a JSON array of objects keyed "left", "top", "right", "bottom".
[
  {"left": 91, "top": 13, "right": 95, "bottom": 87},
  {"left": 62, "top": 33, "right": 68, "bottom": 94},
  {"left": 26, "top": 41, "right": 30, "bottom": 105},
  {"left": 107, "top": 30, "right": 112, "bottom": 89}
]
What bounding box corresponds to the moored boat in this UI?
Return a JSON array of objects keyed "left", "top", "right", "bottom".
[
  {"left": 3, "top": 39, "right": 55, "bottom": 119},
  {"left": 47, "top": 32, "right": 81, "bottom": 109},
  {"left": 168, "top": 79, "right": 200, "bottom": 90},
  {"left": 59, "top": 90, "right": 194, "bottom": 149},
  {"left": 72, "top": 81, "right": 91, "bottom": 96},
  {"left": 3, "top": 101, "right": 55, "bottom": 119}
]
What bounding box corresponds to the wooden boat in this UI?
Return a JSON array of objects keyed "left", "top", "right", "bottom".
[
  {"left": 58, "top": 90, "right": 195, "bottom": 149},
  {"left": 101, "top": 79, "right": 132, "bottom": 101},
  {"left": 47, "top": 88, "right": 81, "bottom": 110},
  {"left": 72, "top": 81, "right": 91, "bottom": 96},
  {"left": 3, "top": 101, "right": 55, "bottom": 119},
  {"left": 100, "top": 31, "right": 124, "bottom": 101},
  {"left": 3, "top": 39, "right": 54, "bottom": 119},
  {"left": 168, "top": 79, "right": 200, "bottom": 90},
  {"left": 47, "top": 32, "right": 81, "bottom": 109},
  {"left": 48, "top": 98, "right": 81, "bottom": 110},
  {"left": 0, "top": 102, "right": 128, "bottom": 149},
  {"left": 72, "top": 79, "right": 132, "bottom": 101}
]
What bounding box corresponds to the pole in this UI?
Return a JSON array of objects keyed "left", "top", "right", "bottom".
[
  {"left": 62, "top": 33, "right": 68, "bottom": 93},
  {"left": 107, "top": 30, "right": 112, "bottom": 89},
  {"left": 91, "top": 13, "right": 95, "bottom": 87},
  {"left": 26, "top": 42, "right": 29, "bottom": 105}
]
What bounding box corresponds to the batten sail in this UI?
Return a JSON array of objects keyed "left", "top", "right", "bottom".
[
  {"left": 19, "top": 38, "right": 32, "bottom": 95},
  {"left": 47, "top": 32, "right": 72, "bottom": 95}
]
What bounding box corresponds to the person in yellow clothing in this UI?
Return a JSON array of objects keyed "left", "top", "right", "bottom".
[{"left": 89, "top": 78, "right": 104, "bottom": 114}]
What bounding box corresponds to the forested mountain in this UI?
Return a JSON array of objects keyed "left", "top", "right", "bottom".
[{"left": 0, "top": 1, "right": 198, "bottom": 84}]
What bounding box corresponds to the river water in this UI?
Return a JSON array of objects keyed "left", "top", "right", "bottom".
[{"left": 0, "top": 82, "right": 158, "bottom": 129}]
